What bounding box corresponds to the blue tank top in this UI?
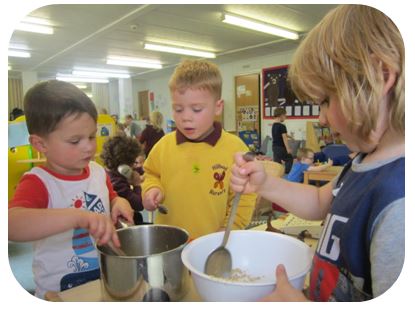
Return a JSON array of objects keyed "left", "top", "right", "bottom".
[{"left": 309, "top": 156, "right": 405, "bottom": 301}]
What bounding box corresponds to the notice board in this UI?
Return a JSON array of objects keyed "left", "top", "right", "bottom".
[
  {"left": 235, "top": 73, "right": 260, "bottom": 133},
  {"left": 262, "top": 65, "right": 319, "bottom": 119}
]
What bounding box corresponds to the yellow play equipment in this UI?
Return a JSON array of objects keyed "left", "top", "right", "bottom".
[{"left": 8, "top": 114, "right": 115, "bottom": 200}]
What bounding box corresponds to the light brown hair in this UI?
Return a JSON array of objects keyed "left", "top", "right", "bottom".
[
  {"left": 150, "top": 110, "right": 164, "bottom": 131},
  {"left": 289, "top": 5, "right": 404, "bottom": 140},
  {"left": 168, "top": 59, "right": 222, "bottom": 100}
]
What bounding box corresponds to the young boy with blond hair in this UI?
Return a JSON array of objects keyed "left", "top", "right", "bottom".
[
  {"left": 8, "top": 80, "right": 133, "bottom": 299},
  {"left": 231, "top": 5, "right": 404, "bottom": 301},
  {"left": 141, "top": 59, "right": 256, "bottom": 240}
]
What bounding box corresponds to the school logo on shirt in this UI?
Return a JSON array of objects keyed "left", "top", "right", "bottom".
[{"left": 210, "top": 164, "right": 227, "bottom": 196}]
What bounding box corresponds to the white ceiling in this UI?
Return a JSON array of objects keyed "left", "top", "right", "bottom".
[{"left": 8, "top": 4, "right": 338, "bottom": 81}]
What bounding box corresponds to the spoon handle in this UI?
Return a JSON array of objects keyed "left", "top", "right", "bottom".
[
  {"left": 220, "top": 152, "right": 255, "bottom": 247},
  {"left": 220, "top": 193, "right": 241, "bottom": 247}
]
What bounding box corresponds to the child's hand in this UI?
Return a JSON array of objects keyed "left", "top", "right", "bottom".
[
  {"left": 260, "top": 264, "right": 309, "bottom": 302},
  {"left": 111, "top": 196, "right": 134, "bottom": 225},
  {"left": 230, "top": 152, "right": 266, "bottom": 194},
  {"left": 143, "top": 188, "right": 163, "bottom": 211},
  {"left": 327, "top": 158, "right": 333, "bottom": 166},
  {"left": 77, "top": 211, "right": 120, "bottom": 247}
]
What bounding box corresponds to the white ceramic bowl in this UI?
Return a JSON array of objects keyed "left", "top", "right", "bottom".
[{"left": 181, "top": 230, "right": 313, "bottom": 301}]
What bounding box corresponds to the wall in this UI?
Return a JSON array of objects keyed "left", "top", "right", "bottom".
[{"left": 131, "top": 48, "right": 312, "bottom": 142}]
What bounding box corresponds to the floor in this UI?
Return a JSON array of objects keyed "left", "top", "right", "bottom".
[{"left": 8, "top": 241, "right": 35, "bottom": 295}]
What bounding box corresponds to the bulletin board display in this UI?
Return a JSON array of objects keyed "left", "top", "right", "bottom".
[
  {"left": 235, "top": 73, "right": 260, "bottom": 133},
  {"left": 262, "top": 65, "right": 319, "bottom": 119}
]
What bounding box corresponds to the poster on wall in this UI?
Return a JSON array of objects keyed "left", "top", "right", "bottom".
[{"left": 262, "top": 65, "right": 319, "bottom": 119}]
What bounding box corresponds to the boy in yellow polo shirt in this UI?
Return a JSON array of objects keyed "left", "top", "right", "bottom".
[{"left": 141, "top": 60, "right": 256, "bottom": 239}]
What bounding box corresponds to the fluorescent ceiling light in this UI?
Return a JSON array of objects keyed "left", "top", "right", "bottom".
[
  {"left": 144, "top": 43, "right": 216, "bottom": 59},
  {"left": 16, "top": 22, "right": 54, "bottom": 34},
  {"left": 107, "top": 56, "right": 162, "bottom": 69},
  {"left": 74, "top": 84, "right": 87, "bottom": 89},
  {"left": 23, "top": 17, "right": 53, "bottom": 26},
  {"left": 222, "top": 13, "right": 299, "bottom": 40},
  {"left": 8, "top": 50, "right": 31, "bottom": 58},
  {"left": 73, "top": 70, "right": 131, "bottom": 79},
  {"left": 56, "top": 74, "right": 109, "bottom": 84}
]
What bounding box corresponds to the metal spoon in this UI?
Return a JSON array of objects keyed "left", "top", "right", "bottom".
[
  {"left": 117, "top": 164, "right": 134, "bottom": 180},
  {"left": 157, "top": 204, "right": 168, "bottom": 215},
  {"left": 106, "top": 240, "right": 127, "bottom": 256},
  {"left": 204, "top": 152, "right": 256, "bottom": 278}
]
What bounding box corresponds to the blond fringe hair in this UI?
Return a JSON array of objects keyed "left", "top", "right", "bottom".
[
  {"left": 289, "top": 5, "right": 404, "bottom": 140},
  {"left": 168, "top": 59, "right": 222, "bottom": 100},
  {"left": 150, "top": 110, "right": 163, "bottom": 131}
]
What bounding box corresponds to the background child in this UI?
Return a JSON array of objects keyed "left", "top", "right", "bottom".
[
  {"left": 101, "top": 135, "right": 145, "bottom": 225},
  {"left": 139, "top": 110, "right": 165, "bottom": 157},
  {"left": 272, "top": 107, "right": 293, "bottom": 174},
  {"left": 8, "top": 80, "right": 133, "bottom": 299},
  {"left": 231, "top": 4, "right": 404, "bottom": 302},
  {"left": 141, "top": 59, "right": 257, "bottom": 240},
  {"left": 285, "top": 147, "right": 333, "bottom": 183}
]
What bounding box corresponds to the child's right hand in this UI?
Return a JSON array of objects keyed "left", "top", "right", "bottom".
[
  {"left": 77, "top": 211, "right": 120, "bottom": 247},
  {"left": 230, "top": 152, "right": 267, "bottom": 194},
  {"left": 143, "top": 188, "right": 163, "bottom": 211}
]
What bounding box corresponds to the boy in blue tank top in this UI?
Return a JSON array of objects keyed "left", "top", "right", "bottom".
[{"left": 231, "top": 5, "right": 404, "bottom": 302}]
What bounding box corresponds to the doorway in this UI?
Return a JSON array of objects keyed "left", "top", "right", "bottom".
[{"left": 138, "top": 90, "right": 150, "bottom": 119}]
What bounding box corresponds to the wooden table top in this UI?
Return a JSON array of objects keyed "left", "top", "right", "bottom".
[{"left": 47, "top": 216, "right": 317, "bottom": 302}]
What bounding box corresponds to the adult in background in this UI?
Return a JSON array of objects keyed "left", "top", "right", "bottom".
[
  {"left": 139, "top": 111, "right": 165, "bottom": 157},
  {"left": 124, "top": 114, "right": 142, "bottom": 140},
  {"left": 271, "top": 107, "right": 293, "bottom": 173}
]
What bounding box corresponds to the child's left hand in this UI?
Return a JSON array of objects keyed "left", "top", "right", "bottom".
[
  {"left": 110, "top": 196, "right": 134, "bottom": 225},
  {"left": 260, "top": 264, "right": 309, "bottom": 302}
]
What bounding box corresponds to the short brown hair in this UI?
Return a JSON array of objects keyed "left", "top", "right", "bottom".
[
  {"left": 168, "top": 59, "right": 222, "bottom": 100},
  {"left": 23, "top": 80, "right": 97, "bottom": 136},
  {"left": 273, "top": 107, "right": 286, "bottom": 117}
]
